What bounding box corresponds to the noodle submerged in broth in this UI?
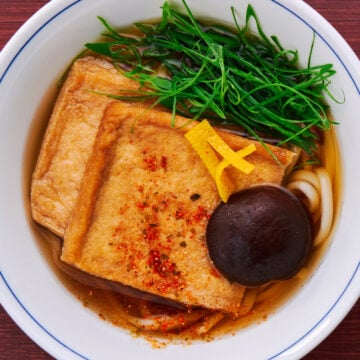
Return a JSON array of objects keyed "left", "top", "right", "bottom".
[{"left": 28, "top": 0, "right": 341, "bottom": 344}]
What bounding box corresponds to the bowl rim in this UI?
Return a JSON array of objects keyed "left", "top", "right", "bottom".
[{"left": 0, "top": 1, "right": 359, "bottom": 359}]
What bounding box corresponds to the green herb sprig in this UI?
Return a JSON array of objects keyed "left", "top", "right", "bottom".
[{"left": 85, "top": 0, "right": 339, "bottom": 155}]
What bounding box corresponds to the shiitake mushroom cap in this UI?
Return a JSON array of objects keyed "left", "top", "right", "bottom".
[{"left": 206, "top": 185, "right": 314, "bottom": 286}]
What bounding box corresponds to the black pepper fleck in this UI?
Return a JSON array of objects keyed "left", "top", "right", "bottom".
[{"left": 190, "top": 193, "right": 201, "bottom": 201}]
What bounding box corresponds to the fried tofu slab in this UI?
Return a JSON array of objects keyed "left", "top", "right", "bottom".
[
  {"left": 31, "top": 57, "right": 142, "bottom": 237},
  {"left": 60, "top": 101, "right": 296, "bottom": 315},
  {"left": 31, "top": 56, "right": 296, "bottom": 315}
]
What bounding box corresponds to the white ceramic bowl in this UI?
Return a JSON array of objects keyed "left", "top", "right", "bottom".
[{"left": 0, "top": 1, "right": 359, "bottom": 359}]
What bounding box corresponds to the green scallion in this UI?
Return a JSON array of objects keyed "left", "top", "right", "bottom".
[{"left": 85, "top": 0, "right": 340, "bottom": 155}]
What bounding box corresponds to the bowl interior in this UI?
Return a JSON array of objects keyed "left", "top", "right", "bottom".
[{"left": 0, "top": 1, "right": 359, "bottom": 359}]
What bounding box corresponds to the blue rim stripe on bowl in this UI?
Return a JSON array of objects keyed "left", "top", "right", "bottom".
[
  {"left": 268, "top": 262, "right": 360, "bottom": 359},
  {"left": 0, "top": 1, "right": 359, "bottom": 359},
  {"left": 0, "top": 0, "right": 82, "bottom": 84},
  {"left": 273, "top": 0, "right": 359, "bottom": 94},
  {"left": 0, "top": 271, "right": 89, "bottom": 360}
]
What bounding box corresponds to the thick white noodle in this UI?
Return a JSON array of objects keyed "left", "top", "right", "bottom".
[
  {"left": 286, "top": 167, "right": 333, "bottom": 247},
  {"left": 127, "top": 309, "right": 209, "bottom": 332},
  {"left": 287, "top": 180, "right": 320, "bottom": 213},
  {"left": 288, "top": 169, "right": 321, "bottom": 192},
  {"left": 102, "top": 290, "right": 209, "bottom": 332},
  {"left": 191, "top": 312, "right": 225, "bottom": 335},
  {"left": 237, "top": 288, "right": 258, "bottom": 315},
  {"left": 255, "top": 282, "right": 285, "bottom": 304},
  {"left": 313, "top": 167, "right": 333, "bottom": 246}
]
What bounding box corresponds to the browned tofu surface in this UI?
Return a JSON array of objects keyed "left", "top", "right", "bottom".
[
  {"left": 31, "top": 57, "right": 142, "bottom": 237},
  {"left": 61, "top": 101, "right": 295, "bottom": 315}
]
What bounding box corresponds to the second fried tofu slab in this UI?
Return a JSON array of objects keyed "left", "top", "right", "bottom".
[
  {"left": 30, "top": 57, "right": 142, "bottom": 237},
  {"left": 61, "top": 101, "right": 295, "bottom": 315}
]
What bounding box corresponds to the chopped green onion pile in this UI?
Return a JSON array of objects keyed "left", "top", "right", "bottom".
[{"left": 85, "top": 0, "right": 339, "bottom": 155}]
